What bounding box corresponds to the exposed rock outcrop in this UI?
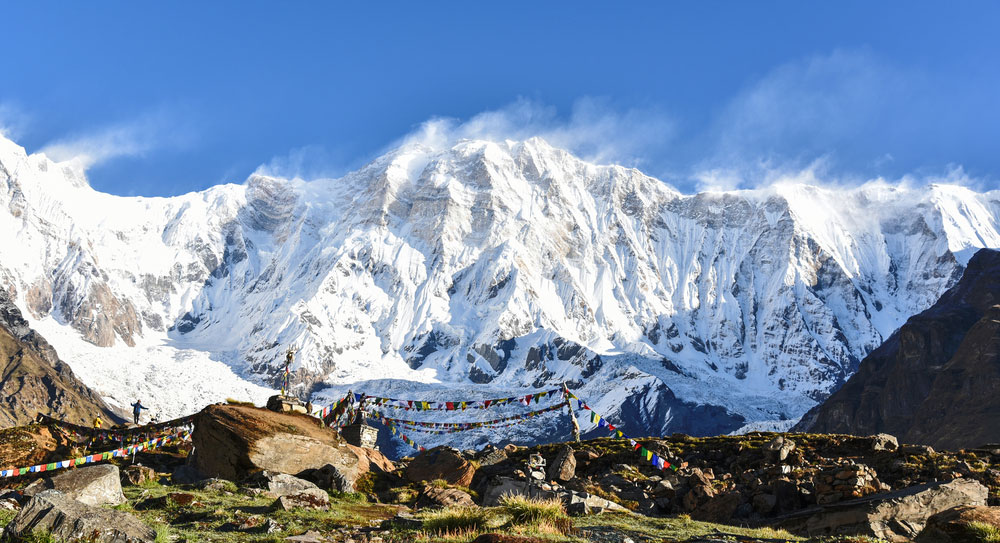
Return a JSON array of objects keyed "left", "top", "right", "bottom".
[
  {"left": 916, "top": 505, "right": 1000, "bottom": 543},
  {"left": 776, "top": 478, "right": 989, "bottom": 541},
  {"left": 191, "top": 404, "right": 393, "bottom": 490},
  {"left": 798, "top": 249, "right": 1000, "bottom": 450},
  {"left": 4, "top": 489, "right": 155, "bottom": 543},
  {"left": 23, "top": 465, "right": 126, "bottom": 506},
  {"left": 0, "top": 289, "right": 123, "bottom": 427}
]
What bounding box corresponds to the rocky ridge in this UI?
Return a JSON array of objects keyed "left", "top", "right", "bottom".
[{"left": 797, "top": 248, "right": 1000, "bottom": 450}]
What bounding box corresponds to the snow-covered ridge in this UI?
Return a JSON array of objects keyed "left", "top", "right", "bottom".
[{"left": 1, "top": 133, "right": 998, "bottom": 447}]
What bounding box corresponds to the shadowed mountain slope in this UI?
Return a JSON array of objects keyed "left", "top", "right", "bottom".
[{"left": 796, "top": 248, "right": 1000, "bottom": 449}]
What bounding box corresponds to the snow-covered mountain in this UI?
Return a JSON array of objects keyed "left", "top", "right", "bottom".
[{"left": 1, "top": 132, "right": 999, "bottom": 446}]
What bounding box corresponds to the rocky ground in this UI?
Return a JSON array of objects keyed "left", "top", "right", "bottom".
[{"left": 0, "top": 404, "right": 999, "bottom": 542}]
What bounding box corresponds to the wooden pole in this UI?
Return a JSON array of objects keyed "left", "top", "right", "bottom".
[{"left": 563, "top": 382, "right": 581, "bottom": 442}]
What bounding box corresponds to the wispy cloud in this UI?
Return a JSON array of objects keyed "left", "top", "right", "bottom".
[
  {"left": 394, "top": 97, "right": 676, "bottom": 171},
  {"left": 0, "top": 102, "right": 30, "bottom": 140},
  {"left": 39, "top": 109, "right": 194, "bottom": 170}
]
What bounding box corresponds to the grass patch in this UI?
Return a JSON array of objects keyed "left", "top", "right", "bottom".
[
  {"left": 422, "top": 506, "right": 496, "bottom": 533},
  {"left": 967, "top": 521, "right": 1000, "bottom": 543},
  {"left": 0, "top": 509, "right": 17, "bottom": 528},
  {"left": 499, "top": 495, "right": 567, "bottom": 528}
]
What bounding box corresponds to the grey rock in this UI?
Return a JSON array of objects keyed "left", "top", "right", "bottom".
[
  {"left": 298, "top": 464, "right": 353, "bottom": 492},
  {"left": 871, "top": 434, "right": 899, "bottom": 451},
  {"left": 415, "top": 486, "right": 475, "bottom": 509},
  {"left": 245, "top": 471, "right": 321, "bottom": 497},
  {"left": 22, "top": 464, "right": 126, "bottom": 506},
  {"left": 775, "top": 478, "right": 989, "bottom": 541},
  {"left": 4, "top": 489, "right": 155, "bottom": 543}
]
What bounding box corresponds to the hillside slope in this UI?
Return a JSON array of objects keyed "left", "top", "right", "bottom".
[
  {"left": 796, "top": 248, "right": 1000, "bottom": 449},
  {"left": 0, "top": 288, "right": 124, "bottom": 427}
]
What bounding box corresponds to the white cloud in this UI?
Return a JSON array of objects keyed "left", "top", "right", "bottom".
[
  {"left": 0, "top": 102, "right": 30, "bottom": 140},
  {"left": 393, "top": 97, "right": 676, "bottom": 170},
  {"left": 39, "top": 109, "right": 193, "bottom": 170}
]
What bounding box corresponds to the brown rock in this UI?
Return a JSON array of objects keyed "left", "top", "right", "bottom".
[
  {"left": 122, "top": 465, "right": 157, "bottom": 486},
  {"left": 405, "top": 447, "right": 475, "bottom": 487},
  {"left": 191, "top": 404, "right": 394, "bottom": 490},
  {"left": 23, "top": 464, "right": 126, "bottom": 506},
  {"left": 3, "top": 490, "right": 156, "bottom": 543},
  {"left": 916, "top": 505, "right": 1000, "bottom": 543},
  {"left": 415, "top": 486, "right": 475, "bottom": 509},
  {"left": 272, "top": 488, "right": 330, "bottom": 511},
  {"left": 547, "top": 445, "right": 576, "bottom": 482}
]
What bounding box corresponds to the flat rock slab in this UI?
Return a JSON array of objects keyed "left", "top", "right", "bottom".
[
  {"left": 23, "top": 464, "right": 126, "bottom": 506},
  {"left": 4, "top": 489, "right": 155, "bottom": 543},
  {"left": 775, "top": 478, "right": 989, "bottom": 542}
]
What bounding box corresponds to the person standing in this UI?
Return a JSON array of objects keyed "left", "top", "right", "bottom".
[
  {"left": 93, "top": 415, "right": 103, "bottom": 429},
  {"left": 131, "top": 400, "right": 148, "bottom": 425}
]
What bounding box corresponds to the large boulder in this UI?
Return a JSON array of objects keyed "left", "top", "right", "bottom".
[
  {"left": 405, "top": 446, "right": 475, "bottom": 487},
  {"left": 916, "top": 505, "right": 1000, "bottom": 543},
  {"left": 23, "top": 465, "right": 126, "bottom": 506},
  {"left": 4, "top": 489, "right": 155, "bottom": 543},
  {"left": 775, "top": 478, "right": 989, "bottom": 542},
  {"left": 546, "top": 445, "right": 576, "bottom": 482},
  {"left": 190, "top": 404, "right": 394, "bottom": 490}
]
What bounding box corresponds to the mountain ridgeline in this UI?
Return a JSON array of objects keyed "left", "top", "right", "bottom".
[
  {"left": 1, "top": 132, "right": 1000, "bottom": 444},
  {"left": 796, "top": 248, "right": 1000, "bottom": 450}
]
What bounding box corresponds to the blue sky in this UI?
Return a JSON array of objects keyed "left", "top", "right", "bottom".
[{"left": 2, "top": 2, "right": 999, "bottom": 196}]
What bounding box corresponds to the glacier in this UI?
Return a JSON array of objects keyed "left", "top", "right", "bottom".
[{"left": 1, "top": 132, "right": 999, "bottom": 452}]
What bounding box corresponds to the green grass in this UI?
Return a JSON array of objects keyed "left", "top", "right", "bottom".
[
  {"left": 967, "top": 521, "right": 1000, "bottom": 543},
  {"left": 499, "top": 495, "right": 567, "bottom": 527},
  {"left": 421, "top": 506, "right": 496, "bottom": 533},
  {"left": 0, "top": 509, "right": 17, "bottom": 528}
]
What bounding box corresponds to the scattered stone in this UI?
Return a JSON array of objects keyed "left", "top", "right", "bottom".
[
  {"left": 901, "top": 444, "right": 937, "bottom": 456},
  {"left": 871, "top": 434, "right": 899, "bottom": 452},
  {"left": 168, "top": 492, "right": 198, "bottom": 506},
  {"left": 121, "top": 465, "right": 156, "bottom": 486},
  {"left": 22, "top": 464, "right": 126, "bottom": 506},
  {"left": 286, "top": 530, "right": 329, "bottom": 543},
  {"left": 574, "top": 448, "right": 600, "bottom": 463},
  {"left": 547, "top": 445, "right": 576, "bottom": 482},
  {"left": 220, "top": 515, "right": 281, "bottom": 534},
  {"left": 916, "top": 505, "right": 1000, "bottom": 543},
  {"left": 776, "top": 478, "right": 990, "bottom": 541},
  {"left": 244, "top": 471, "right": 321, "bottom": 497},
  {"left": 415, "top": 486, "right": 475, "bottom": 509},
  {"left": 691, "top": 491, "right": 743, "bottom": 523},
  {"left": 272, "top": 488, "right": 331, "bottom": 511},
  {"left": 406, "top": 446, "right": 476, "bottom": 487},
  {"left": 478, "top": 445, "right": 508, "bottom": 466},
  {"left": 765, "top": 436, "right": 796, "bottom": 462},
  {"left": 3, "top": 489, "right": 156, "bottom": 543}
]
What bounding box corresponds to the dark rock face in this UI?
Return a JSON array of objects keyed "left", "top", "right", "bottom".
[
  {"left": 0, "top": 289, "right": 123, "bottom": 427},
  {"left": 4, "top": 489, "right": 156, "bottom": 543},
  {"left": 797, "top": 249, "right": 1000, "bottom": 450},
  {"left": 916, "top": 505, "right": 1000, "bottom": 543}
]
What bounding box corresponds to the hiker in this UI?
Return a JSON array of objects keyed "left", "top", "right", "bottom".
[
  {"left": 131, "top": 400, "right": 149, "bottom": 425},
  {"left": 93, "top": 415, "right": 103, "bottom": 429}
]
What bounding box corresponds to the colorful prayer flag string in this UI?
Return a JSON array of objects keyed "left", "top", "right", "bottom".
[{"left": 566, "top": 391, "right": 678, "bottom": 472}]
